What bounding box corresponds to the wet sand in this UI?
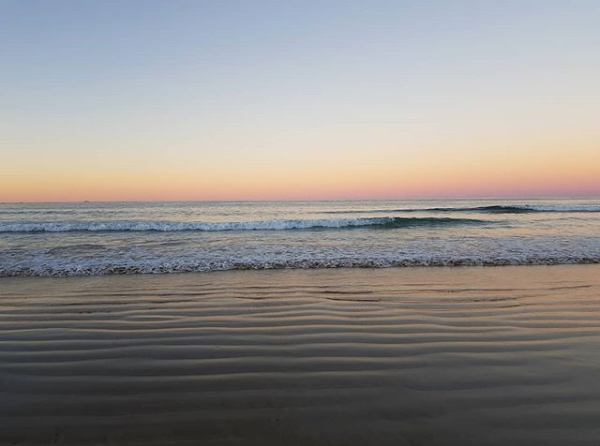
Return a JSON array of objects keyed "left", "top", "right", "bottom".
[{"left": 1, "top": 265, "right": 600, "bottom": 445}]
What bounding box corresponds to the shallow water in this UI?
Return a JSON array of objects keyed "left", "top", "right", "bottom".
[
  {"left": 1, "top": 199, "right": 600, "bottom": 276},
  {"left": 1, "top": 266, "right": 600, "bottom": 445}
]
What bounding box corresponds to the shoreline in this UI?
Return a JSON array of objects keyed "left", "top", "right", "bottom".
[{"left": 3, "top": 260, "right": 600, "bottom": 279}]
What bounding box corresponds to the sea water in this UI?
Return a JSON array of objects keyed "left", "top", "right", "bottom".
[{"left": 1, "top": 199, "right": 599, "bottom": 276}]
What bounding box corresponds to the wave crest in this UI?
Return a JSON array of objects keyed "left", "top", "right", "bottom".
[
  {"left": 0, "top": 217, "right": 487, "bottom": 233},
  {"left": 325, "top": 205, "right": 600, "bottom": 214}
]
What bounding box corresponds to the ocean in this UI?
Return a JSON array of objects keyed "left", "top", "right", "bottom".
[{"left": 1, "top": 198, "right": 599, "bottom": 276}]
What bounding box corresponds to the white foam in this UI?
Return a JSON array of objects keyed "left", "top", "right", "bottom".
[
  {"left": 2, "top": 255, "right": 599, "bottom": 277},
  {"left": 0, "top": 217, "right": 483, "bottom": 233}
]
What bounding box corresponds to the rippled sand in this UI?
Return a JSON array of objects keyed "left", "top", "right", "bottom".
[{"left": 2, "top": 266, "right": 600, "bottom": 445}]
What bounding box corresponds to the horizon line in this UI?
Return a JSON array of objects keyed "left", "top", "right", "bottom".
[{"left": 2, "top": 194, "right": 600, "bottom": 205}]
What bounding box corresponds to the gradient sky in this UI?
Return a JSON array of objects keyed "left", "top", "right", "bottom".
[{"left": 1, "top": 0, "right": 599, "bottom": 202}]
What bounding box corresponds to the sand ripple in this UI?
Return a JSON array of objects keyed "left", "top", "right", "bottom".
[{"left": 1, "top": 266, "right": 600, "bottom": 445}]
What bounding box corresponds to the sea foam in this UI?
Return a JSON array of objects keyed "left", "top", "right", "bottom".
[{"left": 0, "top": 217, "right": 487, "bottom": 233}]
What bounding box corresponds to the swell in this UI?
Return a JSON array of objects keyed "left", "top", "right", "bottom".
[
  {"left": 0, "top": 217, "right": 486, "bottom": 233},
  {"left": 324, "top": 205, "right": 600, "bottom": 214}
]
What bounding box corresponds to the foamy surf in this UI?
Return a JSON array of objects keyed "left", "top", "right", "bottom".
[
  {"left": 0, "top": 217, "right": 487, "bottom": 233},
  {"left": 1, "top": 199, "right": 599, "bottom": 277},
  {"left": 2, "top": 255, "right": 600, "bottom": 277}
]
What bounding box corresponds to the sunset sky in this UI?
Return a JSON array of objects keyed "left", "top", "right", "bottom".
[{"left": 1, "top": 0, "right": 599, "bottom": 202}]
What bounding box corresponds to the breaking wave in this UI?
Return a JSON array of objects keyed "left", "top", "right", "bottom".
[
  {"left": 324, "top": 205, "right": 600, "bottom": 214},
  {"left": 0, "top": 217, "right": 488, "bottom": 233},
  {"left": 448, "top": 205, "right": 600, "bottom": 213}
]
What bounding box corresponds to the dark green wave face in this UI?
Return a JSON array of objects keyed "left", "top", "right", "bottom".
[
  {"left": 325, "top": 205, "right": 600, "bottom": 214},
  {"left": 470, "top": 205, "right": 540, "bottom": 214},
  {"left": 387, "top": 205, "right": 539, "bottom": 214},
  {"left": 432, "top": 205, "right": 600, "bottom": 213},
  {"left": 392, "top": 206, "right": 537, "bottom": 214},
  {"left": 352, "top": 217, "right": 489, "bottom": 229}
]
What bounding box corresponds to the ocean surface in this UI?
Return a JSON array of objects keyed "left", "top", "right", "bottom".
[{"left": 1, "top": 199, "right": 599, "bottom": 276}]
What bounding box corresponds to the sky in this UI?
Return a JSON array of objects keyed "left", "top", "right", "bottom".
[{"left": 1, "top": 0, "right": 599, "bottom": 202}]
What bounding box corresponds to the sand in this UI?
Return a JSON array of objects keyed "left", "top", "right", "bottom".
[{"left": 1, "top": 265, "right": 600, "bottom": 445}]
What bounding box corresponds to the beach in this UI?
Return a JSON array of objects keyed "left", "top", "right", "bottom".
[{"left": 2, "top": 265, "right": 600, "bottom": 445}]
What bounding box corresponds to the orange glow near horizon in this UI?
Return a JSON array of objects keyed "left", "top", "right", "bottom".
[
  {"left": 2, "top": 138, "right": 599, "bottom": 202},
  {"left": 2, "top": 2, "right": 599, "bottom": 203}
]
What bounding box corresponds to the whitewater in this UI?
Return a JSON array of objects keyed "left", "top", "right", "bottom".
[{"left": 1, "top": 199, "right": 599, "bottom": 276}]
